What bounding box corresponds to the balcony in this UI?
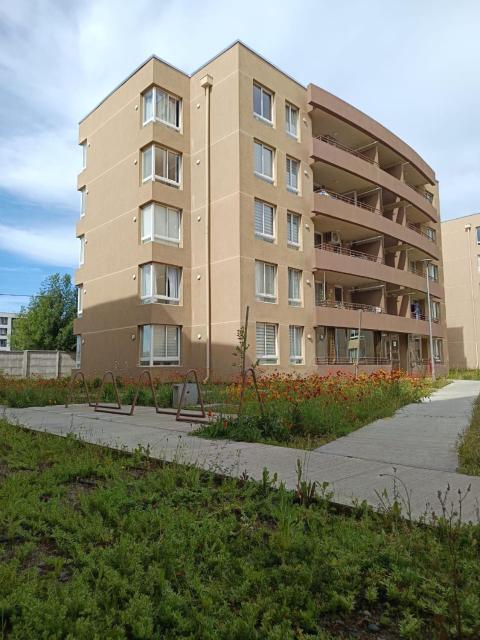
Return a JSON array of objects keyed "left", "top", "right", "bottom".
[
  {"left": 316, "top": 356, "right": 391, "bottom": 366},
  {"left": 315, "top": 135, "right": 378, "bottom": 167},
  {"left": 315, "top": 241, "right": 384, "bottom": 264}
]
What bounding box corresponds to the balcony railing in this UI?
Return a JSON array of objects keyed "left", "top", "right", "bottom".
[
  {"left": 316, "top": 356, "right": 392, "bottom": 366},
  {"left": 315, "top": 135, "right": 379, "bottom": 166},
  {"left": 406, "top": 184, "right": 434, "bottom": 204},
  {"left": 314, "top": 187, "right": 382, "bottom": 215},
  {"left": 315, "top": 298, "right": 439, "bottom": 323},
  {"left": 407, "top": 223, "right": 436, "bottom": 242},
  {"left": 315, "top": 242, "right": 384, "bottom": 264},
  {"left": 408, "top": 264, "right": 439, "bottom": 282},
  {"left": 410, "top": 312, "right": 440, "bottom": 324}
]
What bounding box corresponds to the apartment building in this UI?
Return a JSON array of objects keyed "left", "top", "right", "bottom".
[
  {"left": 442, "top": 213, "right": 480, "bottom": 368},
  {"left": 74, "top": 41, "right": 447, "bottom": 380},
  {"left": 0, "top": 313, "right": 18, "bottom": 351}
]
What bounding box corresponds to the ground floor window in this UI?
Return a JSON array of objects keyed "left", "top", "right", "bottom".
[
  {"left": 289, "top": 325, "right": 304, "bottom": 364},
  {"left": 256, "top": 323, "right": 278, "bottom": 365},
  {"left": 140, "top": 325, "right": 180, "bottom": 366},
  {"left": 433, "top": 338, "right": 443, "bottom": 362},
  {"left": 75, "top": 336, "right": 82, "bottom": 368}
]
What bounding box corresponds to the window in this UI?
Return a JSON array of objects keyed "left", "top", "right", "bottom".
[
  {"left": 141, "top": 263, "right": 181, "bottom": 305},
  {"left": 425, "top": 227, "right": 436, "bottom": 242},
  {"left": 0, "top": 328, "right": 7, "bottom": 336},
  {"left": 75, "top": 336, "right": 81, "bottom": 368},
  {"left": 289, "top": 326, "right": 304, "bottom": 364},
  {"left": 142, "top": 145, "right": 181, "bottom": 186},
  {"left": 80, "top": 188, "right": 86, "bottom": 217},
  {"left": 256, "top": 323, "right": 278, "bottom": 365},
  {"left": 477, "top": 255, "right": 480, "bottom": 274},
  {"left": 0, "top": 317, "right": 7, "bottom": 325},
  {"left": 253, "top": 83, "right": 273, "bottom": 123},
  {"left": 79, "top": 236, "right": 85, "bottom": 266},
  {"left": 288, "top": 268, "right": 302, "bottom": 306},
  {"left": 0, "top": 339, "right": 7, "bottom": 348},
  {"left": 431, "top": 300, "right": 440, "bottom": 321},
  {"left": 287, "top": 212, "right": 301, "bottom": 247},
  {"left": 433, "top": 338, "right": 443, "bottom": 363},
  {"left": 285, "top": 103, "right": 298, "bottom": 138},
  {"left": 141, "top": 203, "right": 181, "bottom": 246},
  {"left": 81, "top": 141, "right": 87, "bottom": 170},
  {"left": 314, "top": 232, "right": 323, "bottom": 248},
  {"left": 140, "top": 324, "right": 180, "bottom": 366},
  {"left": 254, "top": 200, "right": 275, "bottom": 242},
  {"left": 428, "top": 263, "right": 439, "bottom": 282},
  {"left": 143, "top": 86, "right": 181, "bottom": 129},
  {"left": 286, "top": 156, "right": 299, "bottom": 193},
  {"left": 254, "top": 141, "right": 274, "bottom": 182},
  {"left": 77, "top": 286, "right": 83, "bottom": 316},
  {"left": 315, "top": 281, "right": 325, "bottom": 305},
  {"left": 476, "top": 227, "right": 480, "bottom": 246},
  {"left": 255, "top": 261, "right": 276, "bottom": 303}
]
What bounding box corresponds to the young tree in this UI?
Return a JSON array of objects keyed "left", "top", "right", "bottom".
[{"left": 11, "top": 274, "right": 77, "bottom": 352}]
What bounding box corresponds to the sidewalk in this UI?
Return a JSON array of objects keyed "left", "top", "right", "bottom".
[{"left": 3, "top": 380, "right": 480, "bottom": 521}]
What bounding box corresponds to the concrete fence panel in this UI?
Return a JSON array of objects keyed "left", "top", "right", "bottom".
[{"left": 0, "top": 350, "right": 75, "bottom": 378}]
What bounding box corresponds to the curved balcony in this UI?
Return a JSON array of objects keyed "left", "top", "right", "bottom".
[
  {"left": 308, "top": 84, "right": 435, "bottom": 185},
  {"left": 312, "top": 190, "right": 439, "bottom": 260},
  {"left": 311, "top": 136, "right": 438, "bottom": 223},
  {"left": 315, "top": 299, "right": 445, "bottom": 338},
  {"left": 314, "top": 244, "right": 444, "bottom": 299}
]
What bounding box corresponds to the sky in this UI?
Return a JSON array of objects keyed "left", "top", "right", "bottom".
[{"left": 0, "top": 0, "right": 479, "bottom": 312}]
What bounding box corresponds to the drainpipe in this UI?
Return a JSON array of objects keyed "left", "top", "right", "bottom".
[
  {"left": 465, "top": 224, "right": 479, "bottom": 368},
  {"left": 200, "top": 75, "right": 213, "bottom": 382}
]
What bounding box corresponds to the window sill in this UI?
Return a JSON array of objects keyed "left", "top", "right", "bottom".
[
  {"left": 256, "top": 297, "right": 277, "bottom": 304},
  {"left": 254, "top": 172, "right": 274, "bottom": 185},
  {"left": 155, "top": 176, "right": 181, "bottom": 189},
  {"left": 253, "top": 114, "right": 274, "bottom": 127},
  {"left": 141, "top": 238, "right": 181, "bottom": 247},
  {"left": 286, "top": 131, "right": 298, "bottom": 140},
  {"left": 139, "top": 363, "right": 181, "bottom": 367},
  {"left": 287, "top": 186, "right": 299, "bottom": 195},
  {"left": 255, "top": 234, "right": 275, "bottom": 243},
  {"left": 287, "top": 242, "right": 300, "bottom": 250}
]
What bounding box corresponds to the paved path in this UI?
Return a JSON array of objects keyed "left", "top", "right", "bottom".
[{"left": 2, "top": 380, "right": 480, "bottom": 521}]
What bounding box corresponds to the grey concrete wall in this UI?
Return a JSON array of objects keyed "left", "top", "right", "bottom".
[{"left": 0, "top": 351, "right": 75, "bottom": 378}]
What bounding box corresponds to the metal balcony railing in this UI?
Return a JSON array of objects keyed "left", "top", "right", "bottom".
[
  {"left": 315, "top": 298, "right": 439, "bottom": 323},
  {"left": 407, "top": 223, "right": 436, "bottom": 242},
  {"left": 315, "top": 135, "right": 379, "bottom": 166},
  {"left": 408, "top": 264, "right": 439, "bottom": 282},
  {"left": 313, "top": 187, "right": 382, "bottom": 215},
  {"left": 315, "top": 242, "right": 384, "bottom": 264},
  {"left": 410, "top": 312, "right": 440, "bottom": 324},
  {"left": 316, "top": 356, "right": 392, "bottom": 366},
  {"left": 406, "top": 184, "right": 434, "bottom": 204}
]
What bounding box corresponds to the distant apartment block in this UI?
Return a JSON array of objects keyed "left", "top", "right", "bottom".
[
  {"left": 0, "top": 313, "right": 18, "bottom": 351},
  {"left": 442, "top": 213, "right": 480, "bottom": 368},
  {"left": 74, "top": 41, "right": 447, "bottom": 379}
]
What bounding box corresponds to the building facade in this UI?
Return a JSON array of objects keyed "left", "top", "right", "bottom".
[
  {"left": 0, "top": 313, "right": 18, "bottom": 351},
  {"left": 74, "top": 41, "right": 447, "bottom": 380},
  {"left": 442, "top": 213, "right": 480, "bottom": 369}
]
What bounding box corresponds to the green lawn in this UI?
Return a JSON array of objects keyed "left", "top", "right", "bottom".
[
  {"left": 448, "top": 369, "right": 480, "bottom": 380},
  {"left": 458, "top": 393, "right": 480, "bottom": 476},
  {"left": 1, "top": 421, "right": 479, "bottom": 639}
]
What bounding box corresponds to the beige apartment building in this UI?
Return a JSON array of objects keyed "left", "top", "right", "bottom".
[
  {"left": 442, "top": 213, "right": 480, "bottom": 369},
  {"left": 74, "top": 41, "right": 447, "bottom": 380}
]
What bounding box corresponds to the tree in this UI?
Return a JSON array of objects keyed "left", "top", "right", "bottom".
[{"left": 11, "top": 274, "right": 77, "bottom": 352}]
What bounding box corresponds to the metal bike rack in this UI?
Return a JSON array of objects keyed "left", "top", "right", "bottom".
[
  {"left": 175, "top": 368, "right": 207, "bottom": 422},
  {"left": 94, "top": 370, "right": 161, "bottom": 416},
  {"left": 64, "top": 371, "right": 95, "bottom": 408},
  {"left": 94, "top": 370, "right": 123, "bottom": 413}
]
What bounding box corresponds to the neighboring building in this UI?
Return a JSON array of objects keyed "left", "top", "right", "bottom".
[
  {"left": 74, "top": 41, "right": 447, "bottom": 380},
  {"left": 442, "top": 213, "right": 480, "bottom": 369},
  {"left": 0, "top": 312, "right": 18, "bottom": 351}
]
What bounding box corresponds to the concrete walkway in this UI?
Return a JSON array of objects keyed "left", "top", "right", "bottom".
[{"left": 2, "top": 380, "right": 480, "bottom": 522}]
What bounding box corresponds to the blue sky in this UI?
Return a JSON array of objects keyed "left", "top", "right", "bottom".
[{"left": 1, "top": 0, "right": 479, "bottom": 312}]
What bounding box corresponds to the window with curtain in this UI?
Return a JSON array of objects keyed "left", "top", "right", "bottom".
[
  {"left": 140, "top": 325, "right": 180, "bottom": 366},
  {"left": 287, "top": 212, "right": 301, "bottom": 247},
  {"left": 141, "top": 263, "right": 181, "bottom": 304},
  {"left": 142, "top": 145, "right": 181, "bottom": 186},
  {"left": 143, "top": 86, "right": 181, "bottom": 128},
  {"left": 254, "top": 200, "right": 275, "bottom": 241},
  {"left": 255, "top": 260, "right": 276, "bottom": 303},
  {"left": 431, "top": 300, "right": 440, "bottom": 321},
  {"left": 286, "top": 156, "right": 299, "bottom": 193},
  {"left": 288, "top": 268, "right": 302, "bottom": 306},
  {"left": 285, "top": 103, "right": 298, "bottom": 137},
  {"left": 289, "top": 325, "right": 303, "bottom": 364},
  {"left": 141, "top": 203, "right": 181, "bottom": 245},
  {"left": 253, "top": 83, "right": 273, "bottom": 122},
  {"left": 427, "top": 263, "right": 439, "bottom": 281},
  {"left": 433, "top": 338, "right": 443, "bottom": 362},
  {"left": 254, "top": 141, "right": 274, "bottom": 182},
  {"left": 79, "top": 236, "right": 85, "bottom": 266},
  {"left": 80, "top": 188, "right": 86, "bottom": 217},
  {"left": 77, "top": 286, "right": 83, "bottom": 316},
  {"left": 256, "top": 323, "right": 278, "bottom": 365}
]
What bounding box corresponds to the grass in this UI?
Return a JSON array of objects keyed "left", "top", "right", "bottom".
[
  {"left": 195, "top": 371, "right": 443, "bottom": 449},
  {"left": 448, "top": 369, "right": 480, "bottom": 380},
  {"left": 458, "top": 394, "right": 480, "bottom": 475},
  {"left": 0, "top": 420, "right": 480, "bottom": 639}
]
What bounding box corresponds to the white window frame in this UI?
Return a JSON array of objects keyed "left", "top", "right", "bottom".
[
  {"left": 79, "top": 236, "right": 85, "bottom": 266},
  {"left": 253, "top": 83, "right": 273, "bottom": 124},
  {"left": 287, "top": 211, "right": 301, "bottom": 248},
  {"left": 431, "top": 300, "right": 440, "bottom": 321},
  {"left": 433, "top": 338, "right": 443, "bottom": 363},
  {"left": 285, "top": 102, "right": 299, "bottom": 138},
  {"left": 428, "top": 263, "right": 439, "bottom": 282},
  {"left": 143, "top": 86, "right": 181, "bottom": 130},
  {"left": 80, "top": 188, "right": 86, "bottom": 217},
  {"left": 254, "top": 141, "right": 274, "bottom": 183},
  {"left": 289, "top": 325, "right": 304, "bottom": 364},
  {"left": 254, "top": 200, "right": 275, "bottom": 242},
  {"left": 77, "top": 286, "right": 83, "bottom": 317},
  {"left": 255, "top": 260, "right": 277, "bottom": 303},
  {"left": 75, "top": 336, "right": 82, "bottom": 368},
  {"left": 141, "top": 203, "right": 181, "bottom": 246},
  {"left": 141, "top": 263, "right": 181, "bottom": 305},
  {"left": 286, "top": 156, "right": 299, "bottom": 193},
  {"left": 142, "top": 144, "right": 181, "bottom": 187},
  {"left": 256, "top": 322, "right": 278, "bottom": 365},
  {"left": 139, "top": 324, "right": 181, "bottom": 366},
  {"left": 81, "top": 141, "right": 87, "bottom": 170},
  {"left": 288, "top": 268, "right": 302, "bottom": 307}
]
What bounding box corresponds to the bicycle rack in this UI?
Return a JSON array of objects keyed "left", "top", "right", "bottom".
[
  {"left": 65, "top": 371, "right": 95, "bottom": 408},
  {"left": 94, "top": 370, "right": 124, "bottom": 413},
  {"left": 94, "top": 369, "right": 162, "bottom": 416},
  {"left": 238, "top": 367, "right": 265, "bottom": 418},
  {"left": 175, "top": 369, "right": 206, "bottom": 422}
]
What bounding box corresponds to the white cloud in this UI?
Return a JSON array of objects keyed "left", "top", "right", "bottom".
[{"left": 0, "top": 223, "right": 77, "bottom": 268}]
